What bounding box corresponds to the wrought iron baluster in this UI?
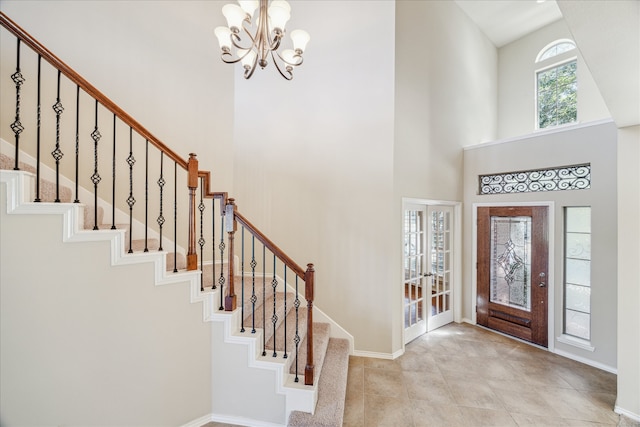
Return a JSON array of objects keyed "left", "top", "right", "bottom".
[
  {"left": 198, "top": 178, "right": 206, "bottom": 292},
  {"left": 211, "top": 198, "right": 216, "bottom": 290},
  {"left": 250, "top": 235, "right": 257, "bottom": 333},
  {"left": 34, "top": 55, "right": 41, "bottom": 202},
  {"left": 283, "top": 265, "right": 288, "bottom": 359},
  {"left": 90, "top": 100, "right": 101, "bottom": 230},
  {"left": 126, "top": 128, "right": 136, "bottom": 253},
  {"left": 262, "top": 244, "right": 266, "bottom": 356},
  {"left": 110, "top": 114, "right": 116, "bottom": 228},
  {"left": 240, "top": 226, "right": 245, "bottom": 332},
  {"left": 157, "top": 152, "right": 165, "bottom": 251},
  {"left": 74, "top": 85, "right": 80, "bottom": 203},
  {"left": 173, "top": 161, "right": 178, "bottom": 273},
  {"left": 144, "top": 140, "right": 149, "bottom": 252},
  {"left": 294, "top": 275, "right": 301, "bottom": 382},
  {"left": 218, "top": 216, "right": 226, "bottom": 310},
  {"left": 271, "top": 255, "right": 278, "bottom": 357},
  {"left": 11, "top": 38, "right": 25, "bottom": 171},
  {"left": 52, "top": 70, "right": 64, "bottom": 203}
]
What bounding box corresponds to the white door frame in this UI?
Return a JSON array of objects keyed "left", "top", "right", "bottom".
[
  {"left": 471, "top": 201, "right": 555, "bottom": 352},
  {"left": 402, "top": 198, "right": 462, "bottom": 347}
]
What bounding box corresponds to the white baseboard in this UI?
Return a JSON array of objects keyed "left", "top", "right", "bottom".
[
  {"left": 614, "top": 405, "right": 640, "bottom": 423},
  {"left": 352, "top": 348, "right": 404, "bottom": 360},
  {"left": 181, "top": 412, "right": 286, "bottom": 427},
  {"left": 553, "top": 348, "right": 617, "bottom": 374}
]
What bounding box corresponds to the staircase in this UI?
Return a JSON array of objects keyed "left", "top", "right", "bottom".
[{"left": 0, "top": 10, "right": 350, "bottom": 427}]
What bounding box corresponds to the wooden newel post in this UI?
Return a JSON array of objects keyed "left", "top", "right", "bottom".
[
  {"left": 304, "top": 263, "right": 315, "bottom": 385},
  {"left": 186, "top": 153, "right": 199, "bottom": 271},
  {"left": 224, "top": 198, "right": 237, "bottom": 311}
]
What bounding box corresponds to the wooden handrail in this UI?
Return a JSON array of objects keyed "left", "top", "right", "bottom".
[
  {"left": 0, "top": 11, "right": 187, "bottom": 170},
  {"left": 234, "top": 210, "right": 307, "bottom": 279}
]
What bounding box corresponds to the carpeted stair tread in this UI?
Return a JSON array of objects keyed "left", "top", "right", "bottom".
[
  {"left": 265, "top": 306, "right": 309, "bottom": 352},
  {"left": 287, "top": 338, "right": 350, "bottom": 427},
  {"left": 248, "top": 291, "right": 294, "bottom": 345},
  {"left": 290, "top": 322, "right": 330, "bottom": 381},
  {"left": 1, "top": 153, "right": 73, "bottom": 203}
]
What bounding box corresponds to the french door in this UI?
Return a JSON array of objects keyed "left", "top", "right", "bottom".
[
  {"left": 403, "top": 204, "right": 455, "bottom": 344},
  {"left": 427, "top": 206, "right": 454, "bottom": 331},
  {"left": 477, "top": 206, "right": 549, "bottom": 347},
  {"left": 403, "top": 204, "right": 427, "bottom": 343}
]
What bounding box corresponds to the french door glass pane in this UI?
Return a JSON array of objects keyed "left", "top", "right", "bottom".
[{"left": 490, "top": 216, "right": 532, "bottom": 311}]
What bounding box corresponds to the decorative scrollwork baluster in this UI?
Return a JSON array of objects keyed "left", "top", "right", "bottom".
[
  {"left": 90, "top": 100, "right": 102, "bottom": 230},
  {"left": 11, "top": 39, "right": 25, "bottom": 171},
  {"left": 74, "top": 85, "right": 80, "bottom": 203},
  {"left": 51, "top": 70, "right": 64, "bottom": 203},
  {"left": 157, "top": 152, "right": 165, "bottom": 251},
  {"left": 218, "top": 216, "right": 226, "bottom": 310},
  {"left": 240, "top": 226, "right": 245, "bottom": 332},
  {"left": 293, "top": 275, "right": 301, "bottom": 382},
  {"left": 126, "top": 128, "right": 136, "bottom": 253},
  {"left": 198, "top": 178, "right": 206, "bottom": 292},
  {"left": 34, "top": 55, "right": 41, "bottom": 202},
  {"left": 250, "top": 236, "right": 257, "bottom": 333},
  {"left": 271, "top": 255, "right": 278, "bottom": 357}
]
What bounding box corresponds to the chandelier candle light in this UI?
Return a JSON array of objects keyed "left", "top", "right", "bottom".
[{"left": 214, "top": 0, "right": 310, "bottom": 80}]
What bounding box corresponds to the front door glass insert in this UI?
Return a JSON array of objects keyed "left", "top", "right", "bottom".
[{"left": 490, "top": 216, "right": 532, "bottom": 311}]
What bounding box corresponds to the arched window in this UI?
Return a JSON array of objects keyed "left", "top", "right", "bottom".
[{"left": 536, "top": 40, "right": 578, "bottom": 129}]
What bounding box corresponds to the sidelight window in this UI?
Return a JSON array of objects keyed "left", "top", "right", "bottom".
[{"left": 563, "top": 207, "right": 591, "bottom": 341}]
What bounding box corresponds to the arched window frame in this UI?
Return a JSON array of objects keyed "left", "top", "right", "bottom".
[{"left": 535, "top": 39, "right": 578, "bottom": 130}]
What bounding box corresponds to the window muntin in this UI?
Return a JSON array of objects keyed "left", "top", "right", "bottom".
[
  {"left": 536, "top": 40, "right": 576, "bottom": 63},
  {"left": 563, "top": 207, "right": 591, "bottom": 341}
]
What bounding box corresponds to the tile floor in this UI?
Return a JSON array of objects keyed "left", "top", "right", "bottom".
[
  {"left": 204, "top": 322, "right": 637, "bottom": 427},
  {"left": 343, "top": 322, "right": 636, "bottom": 427}
]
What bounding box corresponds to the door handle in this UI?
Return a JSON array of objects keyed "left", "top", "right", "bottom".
[
  {"left": 424, "top": 273, "right": 433, "bottom": 277},
  {"left": 539, "top": 272, "right": 546, "bottom": 287}
]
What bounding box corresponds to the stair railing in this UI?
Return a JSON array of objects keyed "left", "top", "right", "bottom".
[{"left": 1, "top": 11, "right": 315, "bottom": 385}]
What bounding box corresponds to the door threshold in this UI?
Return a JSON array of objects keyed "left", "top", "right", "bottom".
[{"left": 474, "top": 324, "right": 549, "bottom": 351}]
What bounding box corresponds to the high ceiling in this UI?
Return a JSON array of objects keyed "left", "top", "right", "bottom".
[{"left": 454, "top": 0, "right": 563, "bottom": 47}]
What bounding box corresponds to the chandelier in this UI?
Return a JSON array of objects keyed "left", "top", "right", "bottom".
[{"left": 214, "top": 0, "right": 310, "bottom": 80}]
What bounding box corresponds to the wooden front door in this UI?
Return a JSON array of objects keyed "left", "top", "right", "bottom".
[{"left": 477, "top": 206, "right": 549, "bottom": 347}]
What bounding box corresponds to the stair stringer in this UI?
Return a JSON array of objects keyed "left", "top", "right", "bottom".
[{"left": 2, "top": 170, "right": 318, "bottom": 426}]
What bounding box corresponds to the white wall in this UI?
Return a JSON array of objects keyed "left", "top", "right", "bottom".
[
  {"left": 0, "top": 185, "right": 212, "bottom": 425},
  {"left": 497, "top": 19, "right": 610, "bottom": 139},
  {"left": 393, "top": 0, "right": 497, "bottom": 350},
  {"left": 616, "top": 125, "right": 640, "bottom": 419},
  {"left": 230, "top": 1, "right": 397, "bottom": 354},
  {"left": 463, "top": 120, "right": 618, "bottom": 370}
]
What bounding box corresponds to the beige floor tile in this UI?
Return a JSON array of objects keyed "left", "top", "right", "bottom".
[
  {"left": 541, "top": 386, "right": 619, "bottom": 425},
  {"left": 364, "top": 367, "right": 409, "bottom": 398},
  {"left": 446, "top": 377, "right": 506, "bottom": 411},
  {"left": 346, "top": 364, "right": 364, "bottom": 397},
  {"left": 411, "top": 401, "right": 466, "bottom": 427},
  {"left": 402, "top": 370, "right": 457, "bottom": 405},
  {"left": 510, "top": 412, "right": 571, "bottom": 426},
  {"left": 396, "top": 350, "right": 441, "bottom": 373},
  {"left": 363, "top": 356, "right": 402, "bottom": 371},
  {"left": 492, "top": 387, "right": 561, "bottom": 418},
  {"left": 342, "top": 392, "right": 365, "bottom": 426},
  {"left": 458, "top": 406, "right": 518, "bottom": 426},
  {"left": 364, "top": 393, "right": 414, "bottom": 427},
  {"left": 340, "top": 323, "right": 621, "bottom": 427}
]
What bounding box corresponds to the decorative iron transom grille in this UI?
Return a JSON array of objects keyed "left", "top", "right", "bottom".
[{"left": 479, "top": 163, "right": 591, "bottom": 195}]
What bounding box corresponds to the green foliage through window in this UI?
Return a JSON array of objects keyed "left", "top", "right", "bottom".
[{"left": 537, "top": 60, "right": 577, "bottom": 129}]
